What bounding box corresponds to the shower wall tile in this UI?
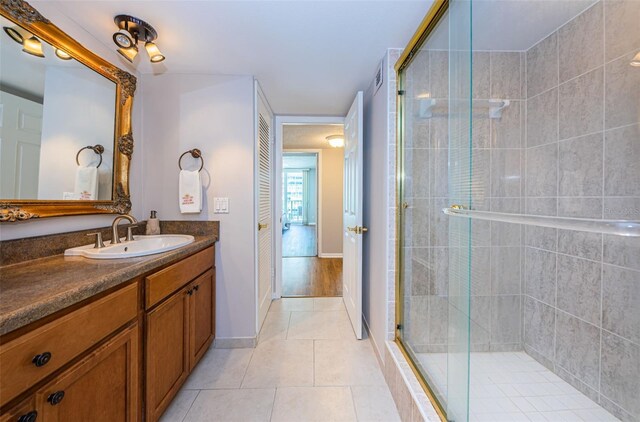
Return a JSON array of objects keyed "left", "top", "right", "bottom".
[
  {"left": 429, "top": 50, "right": 448, "bottom": 98},
  {"left": 470, "top": 296, "right": 491, "bottom": 346},
  {"left": 491, "top": 149, "right": 521, "bottom": 198},
  {"left": 558, "top": 1, "right": 604, "bottom": 83},
  {"left": 470, "top": 247, "right": 491, "bottom": 296},
  {"left": 556, "top": 255, "right": 602, "bottom": 325},
  {"left": 603, "top": 234, "right": 640, "bottom": 271},
  {"left": 491, "top": 221, "right": 521, "bottom": 247},
  {"left": 558, "top": 133, "right": 603, "bottom": 197},
  {"left": 491, "top": 52, "right": 522, "bottom": 99},
  {"left": 427, "top": 296, "right": 448, "bottom": 345},
  {"left": 491, "top": 295, "right": 521, "bottom": 344},
  {"left": 524, "top": 197, "right": 557, "bottom": 216},
  {"left": 525, "top": 225, "right": 557, "bottom": 252},
  {"left": 491, "top": 100, "right": 522, "bottom": 148},
  {"left": 526, "top": 88, "right": 558, "bottom": 147},
  {"left": 605, "top": 52, "right": 640, "bottom": 130},
  {"left": 525, "top": 248, "right": 556, "bottom": 305},
  {"left": 604, "top": 197, "right": 640, "bottom": 220},
  {"left": 557, "top": 197, "right": 603, "bottom": 219},
  {"left": 557, "top": 229, "right": 602, "bottom": 261},
  {"left": 411, "top": 148, "right": 429, "bottom": 198},
  {"left": 524, "top": 297, "right": 556, "bottom": 360},
  {"left": 555, "top": 311, "right": 601, "bottom": 390},
  {"left": 602, "top": 265, "right": 640, "bottom": 344},
  {"left": 527, "top": 33, "right": 558, "bottom": 97},
  {"left": 558, "top": 67, "right": 604, "bottom": 140},
  {"left": 604, "top": 0, "right": 640, "bottom": 62},
  {"left": 525, "top": 143, "right": 558, "bottom": 197},
  {"left": 604, "top": 123, "right": 640, "bottom": 196},
  {"left": 491, "top": 247, "right": 521, "bottom": 295},
  {"left": 600, "top": 331, "right": 640, "bottom": 418},
  {"left": 472, "top": 52, "right": 490, "bottom": 99}
]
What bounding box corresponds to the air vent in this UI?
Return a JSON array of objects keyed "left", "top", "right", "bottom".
[{"left": 373, "top": 59, "right": 383, "bottom": 95}]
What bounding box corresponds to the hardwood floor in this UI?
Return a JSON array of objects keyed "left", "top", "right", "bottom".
[
  {"left": 282, "top": 225, "right": 317, "bottom": 257},
  {"left": 282, "top": 257, "right": 342, "bottom": 297}
]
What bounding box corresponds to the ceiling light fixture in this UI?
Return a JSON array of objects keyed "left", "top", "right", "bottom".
[
  {"left": 22, "top": 36, "right": 44, "bottom": 58},
  {"left": 55, "top": 48, "right": 72, "bottom": 60},
  {"left": 326, "top": 135, "right": 345, "bottom": 148},
  {"left": 3, "top": 26, "right": 24, "bottom": 44},
  {"left": 631, "top": 51, "right": 640, "bottom": 67},
  {"left": 112, "top": 15, "right": 165, "bottom": 64}
]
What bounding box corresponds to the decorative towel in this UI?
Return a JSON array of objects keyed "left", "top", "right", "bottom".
[
  {"left": 74, "top": 166, "right": 98, "bottom": 200},
  {"left": 179, "top": 170, "right": 202, "bottom": 213}
]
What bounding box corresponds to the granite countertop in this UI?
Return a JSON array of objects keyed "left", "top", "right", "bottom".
[{"left": 0, "top": 234, "right": 216, "bottom": 336}]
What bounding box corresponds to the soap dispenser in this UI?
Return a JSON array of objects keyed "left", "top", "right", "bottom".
[{"left": 146, "top": 210, "right": 161, "bottom": 235}]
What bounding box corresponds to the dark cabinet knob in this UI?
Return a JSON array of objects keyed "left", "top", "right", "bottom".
[
  {"left": 193, "top": 285, "right": 199, "bottom": 292},
  {"left": 32, "top": 352, "right": 52, "bottom": 367},
  {"left": 18, "top": 411, "right": 37, "bottom": 422},
  {"left": 47, "top": 391, "right": 65, "bottom": 405}
]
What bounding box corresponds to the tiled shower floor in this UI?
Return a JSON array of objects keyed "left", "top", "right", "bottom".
[{"left": 417, "top": 352, "right": 619, "bottom": 421}]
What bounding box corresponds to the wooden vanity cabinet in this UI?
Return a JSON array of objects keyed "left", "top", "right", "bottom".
[
  {"left": 34, "top": 324, "right": 139, "bottom": 422},
  {"left": 144, "top": 247, "right": 215, "bottom": 422}
]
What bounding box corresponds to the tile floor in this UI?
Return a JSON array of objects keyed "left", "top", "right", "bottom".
[
  {"left": 160, "top": 297, "right": 401, "bottom": 422},
  {"left": 418, "top": 352, "right": 620, "bottom": 422}
]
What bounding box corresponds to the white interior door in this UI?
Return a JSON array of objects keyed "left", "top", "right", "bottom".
[
  {"left": 257, "top": 87, "right": 274, "bottom": 331},
  {"left": 0, "top": 91, "right": 43, "bottom": 199},
  {"left": 343, "top": 91, "right": 364, "bottom": 339}
]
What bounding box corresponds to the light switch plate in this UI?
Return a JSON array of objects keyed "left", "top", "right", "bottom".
[{"left": 213, "top": 197, "right": 229, "bottom": 214}]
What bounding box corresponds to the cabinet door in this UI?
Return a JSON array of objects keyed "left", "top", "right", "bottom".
[
  {"left": 145, "top": 287, "right": 189, "bottom": 422},
  {"left": 35, "top": 324, "right": 139, "bottom": 422},
  {"left": 189, "top": 269, "right": 215, "bottom": 370},
  {"left": 0, "top": 396, "right": 37, "bottom": 422}
]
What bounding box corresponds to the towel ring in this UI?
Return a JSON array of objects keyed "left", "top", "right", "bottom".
[
  {"left": 178, "top": 148, "right": 204, "bottom": 172},
  {"left": 76, "top": 144, "right": 104, "bottom": 168}
]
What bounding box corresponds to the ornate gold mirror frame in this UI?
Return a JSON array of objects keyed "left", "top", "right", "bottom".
[{"left": 0, "top": 0, "right": 136, "bottom": 222}]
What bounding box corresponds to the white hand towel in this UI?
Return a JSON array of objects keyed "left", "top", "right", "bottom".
[
  {"left": 179, "top": 170, "right": 202, "bottom": 213},
  {"left": 74, "top": 166, "right": 98, "bottom": 200}
]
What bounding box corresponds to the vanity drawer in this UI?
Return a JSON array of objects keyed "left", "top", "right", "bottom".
[
  {"left": 145, "top": 246, "right": 214, "bottom": 310},
  {"left": 0, "top": 283, "right": 138, "bottom": 407}
]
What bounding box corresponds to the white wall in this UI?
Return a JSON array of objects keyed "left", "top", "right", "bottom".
[
  {"left": 140, "top": 73, "right": 257, "bottom": 341},
  {"left": 363, "top": 49, "right": 401, "bottom": 363},
  {"left": 320, "top": 148, "right": 344, "bottom": 256}
]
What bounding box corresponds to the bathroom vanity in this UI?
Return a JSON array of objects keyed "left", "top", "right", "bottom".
[{"left": 0, "top": 223, "right": 218, "bottom": 422}]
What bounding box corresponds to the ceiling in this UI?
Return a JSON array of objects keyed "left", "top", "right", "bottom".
[
  {"left": 283, "top": 124, "right": 344, "bottom": 149},
  {"left": 33, "top": 0, "right": 431, "bottom": 116},
  {"left": 283, "top": 153, "right": 317, "bottom": 170}
]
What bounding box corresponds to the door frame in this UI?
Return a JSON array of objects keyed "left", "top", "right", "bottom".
[
  {"left": 282, "top": 150, "right": 320, "bottom": 256},
  {"left": 254, "top": 80, "right": 275, "bottom": 334},
  {"left": 274, "top": 116, "right": 344, "bottom": 299}
]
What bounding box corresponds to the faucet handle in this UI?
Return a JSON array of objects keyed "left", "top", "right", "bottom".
[
  {"left": 126, "top": 224, "right": 138, "bottom": 242},
  {"left": 86, "top": 232, "right": 105, "bottom": 249}
]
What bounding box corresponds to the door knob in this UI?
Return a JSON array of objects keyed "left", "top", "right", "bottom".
[
  {"left": 360, "top": 227, "right": 368, "bottom": 233},
  {"left": 258, "top": 222, "right": 268, "bottom": 231},
  {"left": 347, "top": 226, "right": 358, "bottom": 232}
]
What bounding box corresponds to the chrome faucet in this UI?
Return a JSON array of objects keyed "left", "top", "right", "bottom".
[{"left": 111, "top": 214, "right": 138, "bottom": 244}]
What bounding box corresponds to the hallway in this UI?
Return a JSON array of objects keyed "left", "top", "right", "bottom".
[
  {"left": 282, "top": 225, "right": 317, "bottom": 257},
  {"left": 159, "top": 298, "right": 400, "bottom": 422},
  {"left": 282, "top": 257, "right": 342, "bottom": 297}
]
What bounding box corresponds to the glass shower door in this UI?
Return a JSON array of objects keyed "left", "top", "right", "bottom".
[{"left": 397, "top": 0, "right": 473, "bottom": 420}]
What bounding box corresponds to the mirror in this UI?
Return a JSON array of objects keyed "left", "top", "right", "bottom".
[
  {"left": 1, "top": 15, "right": 117, "bottom": 201},
  {"left": 0, "top": 0, "right": 136, "bottom": 222}
]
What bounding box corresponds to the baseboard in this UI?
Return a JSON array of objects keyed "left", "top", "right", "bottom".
[
  {"left": 318, "top": 253, "right": 343, "bottom": 258},
  {"left": 363, "top": 316, "right": 385, "bottom": 370},
  {"left": 214, "top": 336, "right": 257, "bottom": 349}
]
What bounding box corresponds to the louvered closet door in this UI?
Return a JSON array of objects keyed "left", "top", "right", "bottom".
[{"left": 257, "top": 91, "right": 273, "bottom": 331}]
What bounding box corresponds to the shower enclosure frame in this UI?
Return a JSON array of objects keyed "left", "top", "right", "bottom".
[{"left": 393, "top": 0, "right": 451, "bottom": 420}]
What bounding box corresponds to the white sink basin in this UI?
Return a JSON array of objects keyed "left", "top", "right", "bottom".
[{"left": 64, "top": 235, "right": 195, "bottom": 259}]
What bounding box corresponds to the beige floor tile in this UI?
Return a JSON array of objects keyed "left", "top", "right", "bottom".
[
  {"left": 313, "top": 297, "right": 345, "bottom": 311},
  {"left": 351, "top": 386, "right": 402, "bottom": 422},
  {"left": 183, "top": 388, "right": 275, "bottom": 422},
  {"left": 241, "top": 339, "right": 314, "bottom": 388},
  {"left": 315, "top": 339, "right": 386, "bottom": 386},
  {"left": 183, "top": 348, "right": 253, "bottom": 390},
  {"left": 271, "top": 386, "right": 357, "bottom": 422},
  {"left": 269, "top": 298, "right": 314, "bottom": 312},
  {"left": 258, "top": 311, "right": 291, "bottom": 344},
  {"left": 288, "top": 311, "right": 355, "bottom": 339},
  {"left": 159, "top": 389, "right": 199, "bottom": 422}
]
